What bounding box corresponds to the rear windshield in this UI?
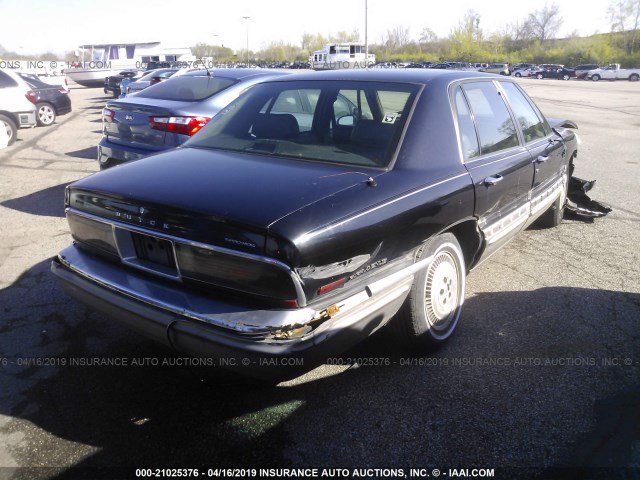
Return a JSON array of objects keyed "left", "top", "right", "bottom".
[
  {"left": 184, "top": 80, "right": 420, "bottom": 168},
  {"left": 136, "top": 76, "right": 237, "bottom": 101}
]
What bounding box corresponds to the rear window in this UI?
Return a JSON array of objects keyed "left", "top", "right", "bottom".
[
  {"left": 185, "top": 80, "right": 419, "bottom": 168},
  {"left": 0, "top": 71, "right": 18, "bottom": 88},
  {"left": 136, "top": 76, "right": 237, "bottom": 101}
]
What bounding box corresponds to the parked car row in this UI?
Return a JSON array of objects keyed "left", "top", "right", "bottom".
[
  {"left": 0, "top": 70, "right": 37, "bottom": 146},
  {"left": 0, "top": 69, "right": 72, "bottom": 147}
]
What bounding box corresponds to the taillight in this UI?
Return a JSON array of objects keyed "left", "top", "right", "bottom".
[
  {"left": 149, "top": 116, "right": 210, "bottom": 136},
  {"left": 102, "top": 108, "right": 115, "bottom": 123},
  {"left": 25, "top": 91, "right": 37, "bottom": 104}
]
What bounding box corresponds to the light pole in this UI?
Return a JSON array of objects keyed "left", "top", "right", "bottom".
[
  {"left": 364, "top": 0, "right": 369, "bottom": 68},
  {"left": 243, "top": 16, "right": 250, "bottom": 66},
  {"left": 212, "top": 34, "right": 219, "bottom": 66}
]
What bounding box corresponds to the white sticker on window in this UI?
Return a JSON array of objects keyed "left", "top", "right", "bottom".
[{"left": 382, "top": 113, "right": 398, "bottom": 124}]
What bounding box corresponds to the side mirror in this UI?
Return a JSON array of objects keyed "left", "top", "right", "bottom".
[{"left": 337, "top": 115, "right": 355, "bottom": 126}]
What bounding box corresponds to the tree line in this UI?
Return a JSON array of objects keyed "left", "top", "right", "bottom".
[
  {"left": 2, "top": 1, "right": 639, "bottom": 68},
  {"left": 194, "top": 1, "right": 640, "bottom": 67}
]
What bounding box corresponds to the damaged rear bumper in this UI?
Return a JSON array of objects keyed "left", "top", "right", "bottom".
[
  {"left": 51, "top": 245, "right": 413, "bottom": 380},
  {"left": 566, "top": 176, "right": 612, "bottom": 219}
]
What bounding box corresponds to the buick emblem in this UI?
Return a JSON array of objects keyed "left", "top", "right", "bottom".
[{"left": 125, "top": 115, "right": 134, "bottom": 121}]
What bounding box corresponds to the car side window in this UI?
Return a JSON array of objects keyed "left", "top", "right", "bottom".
[
  {"left": 452, "top": 86, "right": 480, "bottom": 160},
  {"left": 499, "top": 81, "right": 550, "bottom": 142},
  {"left": 337, "top": 89, "right": 373, "bottom": 119},
  {"left": 0, "top": 71, "right": 18, "bottom": 88},
  {"left": 271, "top": 90, "right": 305, "bottom": 113},
  {"left": 461, "top": 81, "right": 519, "bottom": 155}
]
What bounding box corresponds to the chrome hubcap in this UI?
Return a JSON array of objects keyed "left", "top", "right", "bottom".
[{"left": 425, "top": 251, "right": 459, "bottom": 329}]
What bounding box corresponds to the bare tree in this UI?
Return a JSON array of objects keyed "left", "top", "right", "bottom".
[
  {"left": 383, "top": 26, "right": 412, "bottom": 51},
  {"left": 419, "top": 28, "right": 438, "bottom": 44},
  {"left": 608, "top": 0, "right": 640, "bottom": 53},
  {"left": 526, "top": 3, "right": 564, "bottom": 42}
]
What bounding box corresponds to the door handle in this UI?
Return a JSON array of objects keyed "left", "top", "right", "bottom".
[
  {"left": 484, "top": 175, "right": 503, "bottom": 186},
  {"left": 536, "top": 155, "right": 549, "bottom": 163}
]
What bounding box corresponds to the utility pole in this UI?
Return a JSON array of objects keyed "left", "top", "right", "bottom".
[{"left": 243, "top": 16, "right": 251, "bottom": 66}]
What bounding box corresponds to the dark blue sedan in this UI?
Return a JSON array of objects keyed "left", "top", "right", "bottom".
[
  {"left": 53, "top": 69, "right": 580, "bottom": 379},
  {"left": 18, "top": 73, "right": 72, "bottom": 126}
]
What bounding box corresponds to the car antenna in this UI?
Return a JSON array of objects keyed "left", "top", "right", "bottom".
[
  {"left": 198, "top": 59, "right": 212, "bottom": 77},
  {"left": 319, "top": 172, "right": 377, "bottom": 187}
]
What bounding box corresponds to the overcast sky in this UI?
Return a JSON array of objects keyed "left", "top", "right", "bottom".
[{"left": 0, "top": 0, "right": 614, "bottom": 55}]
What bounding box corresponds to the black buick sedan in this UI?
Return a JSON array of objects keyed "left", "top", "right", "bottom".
[{"left": 52, "top": 69, "right": 578, "bottom": 379}]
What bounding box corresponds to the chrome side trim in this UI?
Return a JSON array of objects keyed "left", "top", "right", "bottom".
[
  {"left": 67, "top": 208, "right": 308, "bottom": 306},
  {"left": 480, "top": 203, "right": 530, "bottom": 245},
  {"left": 530, "top": 176, "right": 563, "bottom": 217},
  {"left": 294, "top": 172, "right": 469, "bottom": 244},
  {"left": 479, "top": 175, "right": 564, "bottom": 245}
]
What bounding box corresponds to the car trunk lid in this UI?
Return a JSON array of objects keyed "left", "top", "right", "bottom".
[
  {"left": 103, "top": 98, "right": 198, "bottom": 151},
  {"left": 68, "top": 147, "right": 381, "bottom": 254}
]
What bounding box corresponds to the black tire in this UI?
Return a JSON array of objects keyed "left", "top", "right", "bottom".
[
  {"left": 630, "top": 73, "right": 639, "bottom": 81},
  {"left": 515, "top": 72, "right": 522, "bottom": 77},
  {"left": 537, "top": 172, "right": 569, "bottom": 228},
  {"left": 394, "top": 233, "right": 466, "bottom": 349},
  {"left": 591, "top": 74, "right": 600, "bottom": 81},
  {"left": 36, "top": 103, "right": 56, "bottom": 126},
  {"left": 0, "top": 114, "right": 18, "bottom": 146}
]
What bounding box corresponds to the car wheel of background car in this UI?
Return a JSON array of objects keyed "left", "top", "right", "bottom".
[
  {"left": 537, "top": 73, "right": 544, "bottom": 79},
  {"left": 0, "top": 114, "right": 17, "bottom": 146},
  {"left": 563, "top": 74, "right": 570, "bottom": 81},
  {"left": 36, "top": 103, "right": 56, "bottom": 126},
  {"left": 591, "top": 74, "right": 601, "bottom": 81},
  {"left": 538, "top": 171, "right": 570, "bottom": 228},
  {"left": 394, "top": 233, "right": 465, "bottom": 348},
  {"left": 630, "top": 73, "right": 639, "bottom": 81},
  {"left": 515, "top": 72, "right": 522, "bottom": 77}
]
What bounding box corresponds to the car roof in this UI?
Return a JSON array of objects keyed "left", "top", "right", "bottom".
[
  {"left": 180, "top": 68, "right": 289, "bottom": 79},
  {"left": 257, "top": 68, "right": 502, "bottom": 87}
]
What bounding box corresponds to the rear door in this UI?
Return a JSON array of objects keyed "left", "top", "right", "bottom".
[
  {"left": 498, "top": 81, "right": 567, "bottom": 222},
  {"left": 452, "top": 81, "right": 534, "bottom": 260}
]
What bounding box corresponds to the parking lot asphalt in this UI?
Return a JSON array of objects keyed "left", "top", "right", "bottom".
[{"left": 0, "top": 78, "right": 638, "bottom": 480}]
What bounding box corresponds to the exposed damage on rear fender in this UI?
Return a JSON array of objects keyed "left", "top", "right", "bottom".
[{"left": 552, "top": 121, "right": 612, "bottom": 221}]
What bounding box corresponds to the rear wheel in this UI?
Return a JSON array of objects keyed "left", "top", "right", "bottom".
[
  {"left": 537, "top": 172, "right": 569, "bottom": 228},
  {"left": 394, "top": 233, "right": 465, "bottom": 349},
  {"left": 591, "top": 74, "right": 601, "bottom": 81},
  {"left": 515, "top": 72, "right": 522, "bottom": 77},
  {"left": 562, "top": 74, "right": 570, "bottom": 81},
  {"left": 0, "top": 114, "right": 17, "bottom": 146},
  {"left": 537, "top": 73, "right": 544, "bottom": 79},
  {"left": 36, "top": 103, "right": 56, "bottom": 126},
  {"left": 630, "top": 73, "right": 639, "bottom": 81}
]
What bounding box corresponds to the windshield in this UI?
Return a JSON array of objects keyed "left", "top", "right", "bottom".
[
  {"left": 136, "top": 76, "right": 237, "bottom": 101},
  {"left": 184, "top": 80, "right": 419, "bottom": 168}
]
